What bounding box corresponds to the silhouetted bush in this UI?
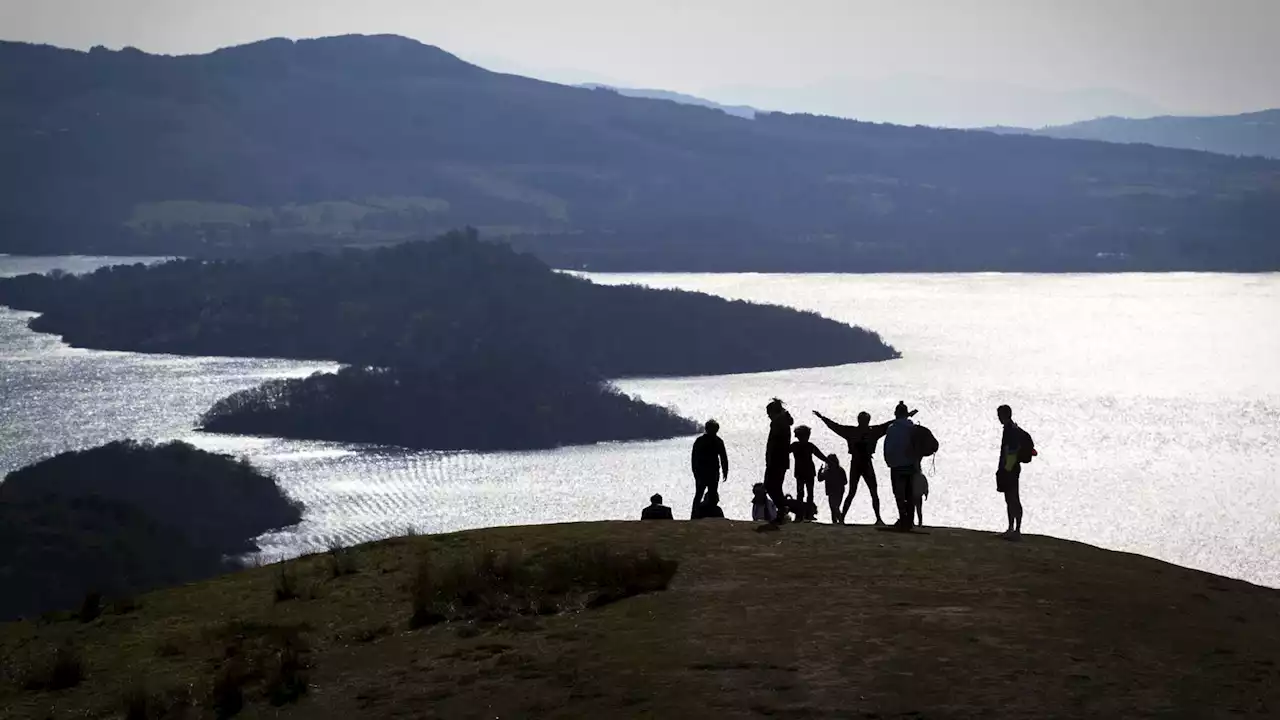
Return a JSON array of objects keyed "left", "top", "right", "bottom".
[
  {"left": 77, "top": 592, "right": 101, "bottom": 623},
  {"left": 15, "top": 644, "right": 85, "bottom": 692},
  {"left": 272, "top": 564, "right": 299, "bottom": 603},
  {"left": 325, "top": 541, "right": 359, "bottom": 578},
  {"left": 210, "top": 661, "right": 246, "bottom": 719},
  {"left": 409, "top": 543, "right": 678, "bottom": 626},
  {"left": 201, "top": 361, "right": 700, "bottom": 451},
  {"left": 208, "top": 620, "right": 310, "bottom": 714}
]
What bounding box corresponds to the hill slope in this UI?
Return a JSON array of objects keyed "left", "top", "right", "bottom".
[
  {"left": 2, "top": 35, "right": 1279, "bottom": 270},
  {"left": 2, "top": 522, "right": 1276, "bottom": 718},
  {"left": 987, "top": 109, "right": 1280, "bottom": 160}
]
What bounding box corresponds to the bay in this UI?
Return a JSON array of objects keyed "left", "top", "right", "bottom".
[{"left": 2, "top": 255, "right": 1277, "bottom": 587}]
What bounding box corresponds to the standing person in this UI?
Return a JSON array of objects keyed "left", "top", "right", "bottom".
[
  {"left": 996, "top": 404, "right": 1029, "bottom": 539},
  {"left": 789, "top": 425, "right": 827, "bottom": 507},
  {"left": 690, "top": 419, "right": 729, "bottom": 519},
  {"left": 764, "top": 398, "right": 793, "bottom": 521},
  {"left": 814, "top": 408, "right": 915, "bottom": 525},
  {"left": 881, "top": 401, "right": 919, "bottom": 530},
  {"left": 818, "top": 454, "right": 848, "bottom": 524}
]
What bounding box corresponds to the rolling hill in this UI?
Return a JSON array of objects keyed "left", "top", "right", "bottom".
[
  {"left": 986, "top": 109, "right": 1280, "bottom": 160},
  {"left": 2, "top": 34, "right": 1279, "bottom": 270}
]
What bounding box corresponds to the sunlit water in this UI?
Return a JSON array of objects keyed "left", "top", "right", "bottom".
[{"left": 2, "top": 255, "right": 1278, "bottom": 587}]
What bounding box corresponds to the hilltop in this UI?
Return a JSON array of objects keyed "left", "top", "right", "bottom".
[
  {"left": 987, "top": 109, "right": 1280, "bottom": 160},
  {"left": 1, "top": 35, "right": 1278, "bottom": 270},
  {"left": 2, "top": 521, "right": 1276, "bottom": 719}
]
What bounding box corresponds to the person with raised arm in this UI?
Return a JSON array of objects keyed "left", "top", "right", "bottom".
[{"left": 813, "top": 406, "right": 915, "bottom": 524}]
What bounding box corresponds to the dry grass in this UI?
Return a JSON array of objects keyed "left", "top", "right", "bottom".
[
  {"left": 2, "top": 522, "right": 1278, "bottom": 719},
  {"left": 409, "top": 543, "right": 677, "bottom": 627}
]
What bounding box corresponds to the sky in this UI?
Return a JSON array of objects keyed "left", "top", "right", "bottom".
[{"left": 2, "top": 0, "right": 1277, "bottom": 127}]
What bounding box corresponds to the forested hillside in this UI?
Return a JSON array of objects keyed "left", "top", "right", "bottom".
[
  {"left": 0, "top": 231, "right": 897, "bottom": 374},
  {"left": 2, "top": 35, "right": 1278, "bottom": 269}
]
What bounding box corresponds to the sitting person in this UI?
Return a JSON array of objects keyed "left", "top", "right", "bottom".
[
  {"left": 641, "top": 493, "right": 674, "bottom": 520},
  {"left": 751, "top": 482, "right": 778, "bottom": 523},
  {"left": 695, "top": 489, "right": 726, "bottom": 519}
]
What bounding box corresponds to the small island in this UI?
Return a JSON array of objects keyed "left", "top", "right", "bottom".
[
  {"left": 0, "top": 440, "right": 301, "bottom": 621},
  {"left": 200, "top": 362, "right": 700, "bottom": 451},
  {"left": 0, "top": 230, "right": 899, "bottom": 376}
]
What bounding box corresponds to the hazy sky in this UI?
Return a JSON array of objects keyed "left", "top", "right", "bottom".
[{"left": 2, "top": 0, "right": 1277, "bottom": 126}]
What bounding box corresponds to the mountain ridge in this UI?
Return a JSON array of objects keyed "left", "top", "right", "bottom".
[
  {"left": 2, "top": 34, "right": 1279, "bottom": 270},
  {"left": 984, "top": 108, "right": 1280, "bottom": 159}
]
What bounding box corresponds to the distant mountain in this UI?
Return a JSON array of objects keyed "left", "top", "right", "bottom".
[
  {"left": 985, "top": 109, "right": 1280, "bottom": 159},
  {"left": 577, "top": 84, "right": 757, "bottom": 118},
  {"left": 713, "top": 76, "right": 1169, "bottom": 129},
  {"left": 1, "top": 35, "right": 1278, "bottom": 270}
]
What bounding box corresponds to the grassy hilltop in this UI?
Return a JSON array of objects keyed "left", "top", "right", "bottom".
[{"left": 2, "top": 522, "right": 1277, "bottom": 719}]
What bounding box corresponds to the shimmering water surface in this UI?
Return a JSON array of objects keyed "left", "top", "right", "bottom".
[{"left": 2, "top": 256, "right": 1278, "bottom": 586}]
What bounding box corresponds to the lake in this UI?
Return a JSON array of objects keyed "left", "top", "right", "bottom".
[{"left": 2, "top": 255, "right": 1278, "bottom": 587}]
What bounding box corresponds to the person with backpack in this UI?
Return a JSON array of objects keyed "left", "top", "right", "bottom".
[
  {"left": 690, "top": 419, "right": 729, "bottom": 519},
  {"left": 813, "top": 408, "right": 915, "bottom": 525},
  {"left": 996, "top": 404, "right": 1034, "bottom": 540},
  {"left": 881, "top": 401, "right": 920, "bottom": 531}
]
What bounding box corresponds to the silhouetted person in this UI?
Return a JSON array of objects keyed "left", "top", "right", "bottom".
[
  {"left": 751, "top": 482, "right": 778, "bottom": 523},
  {"left": 818, "top": 454, "right": 848, "bottom": 524},
  {"left": 789, "top": 425, "right": 826, "bottom": 506},
  {"left": 641, "top": 493, "right": 673, "bottom": 520},
  {"left": 764, "top": 398, "right": 793, "bottom": 521},
  {"left": 690, "top": 419, "right": 729, "bottom": 519},
  {"left": 997, "top": 404, "right": 1025, "bottom": 539},
  {"left": 814, "top": 408, "right": 914, "bottom": 525},
  {"left": 695, "top": 488, "right": 726, "bottom": 519},
  {"left": 882, "top": 401, "right": 919, "bottom": 530}
]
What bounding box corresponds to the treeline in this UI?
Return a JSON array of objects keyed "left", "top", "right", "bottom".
[
  {"left": 0, "top": 231, "right": 899, "bottom": 375},
  {"left": 0, "top": 440, "right": 301, "bottom": 620},
  {"left": 1, "top": 36, "right": 1278, "bottom": 270},
  {"left": 200, "top": 363, "right": 700, "bottom": 451}
]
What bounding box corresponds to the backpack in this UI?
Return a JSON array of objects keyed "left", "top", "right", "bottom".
[
  {"left": 1017, "top": 427, "right": 1036, "bottom": 463},
  {"left": 911, "top": 424, "right": 939, "bottom": 459}
]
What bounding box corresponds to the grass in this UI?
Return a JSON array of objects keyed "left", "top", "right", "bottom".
[
  {"left": 326, "top": 540, "right": 359, "bottom": 578},
  {"left": 408, "top": 543, "right": 677, "bottom": 628},
  {"left": 8, "top": 643, "right": 85, "bottom": 692},
  {"left": 273, "top": 562, "right": 299, "bottom": 602},
  {"left": 2, "top": 522, "right": 1279, "bottom": 719}
]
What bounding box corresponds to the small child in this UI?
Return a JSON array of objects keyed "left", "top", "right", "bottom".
[
  {"left": 751, "top": 482, "right": 778, "bottom": 523},
  {"left": 789, "top": 425, "right": 827, "bottom": 507},
  {"left": 818, "top": 454, "right": 848, "bottom": 524}
]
